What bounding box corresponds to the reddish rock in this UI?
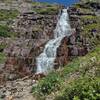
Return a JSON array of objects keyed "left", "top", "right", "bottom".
[{"left": 54, "top": 37, "right": 68, "bottom": 69}]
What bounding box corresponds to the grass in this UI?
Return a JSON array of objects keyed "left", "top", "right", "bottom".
[
  {"left": 1, "top": 0, "right": 12, "bottom": 3},
  {"left": 0, "top": 44, "right": 7, "bottom": 64},
  {"left": 82, "top": 23, "right": 100, "bottom": 37},
  {"left": 0, "top": 9, "right": 19, "bottom": 21},
  {"left": 32, "top": 45, "right": 100, "bottom": 99},
  {"left": 81, "top": 22, "right": 100, "bottom": 45},
  {"left": 81, "top": 15, "right": 100, "bottom": 20},
  {"left": 79, "top": 10, "right": 100, "bottom": 45},
  {"left": 32, "top": 2, "right": 56, "bottom": 7},
  {"left": 0, "top": 44, "right": 6, "bottom": 50},
  {"left": 83, "top": 23, "right": 100, "bottom": 29},
  {"left": 0, "top": 52, "right": 6, "bottom": 64},
  {"left": 0, "top": 25, "right": 16, "bottom": 37},
  {"left": 32, "top": 2, "right": 59, "bottom": 15},
  {"left": 81, "top": 0, "right": 100, "bottom": 3},
  {"left": 55, "top": 76, "right": 100, "bottom": 100},
  {"left": 34, "top": 7, "right": 58, "bottom": 15}
]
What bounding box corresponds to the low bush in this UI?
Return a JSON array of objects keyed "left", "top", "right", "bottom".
[
  {"left": 0, "top": 9, "right": 19, "bottom": 21},
  {"left": 55, "top": 76, "right": 100, "bottom": 100},
  {"left": 0, "top": 52, "right": 6, "bottom": 63},
  {"left": 32, "top": 72, "right": 62, "bottom": 98},
  {"left": 0, "top": 44, "right": 6, "bottom": 52},
  {"left": 0, "top": 25, "right": 15, "bottom": 37},
  {"left": 34, "top": 7, "right": 58, "bottom": 15}
]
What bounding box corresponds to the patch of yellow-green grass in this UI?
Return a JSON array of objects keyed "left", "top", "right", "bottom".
[
  {"left": 81, "top": 0, "right": 100, "bottom": 3},
  {"left": 34, "top": 6, "right": 58, "bottom": 14},
  {"left": 54, "top": 76, "right": 100, "bottom": 100},
  {"left": 0, "top": 25, "right": 16, "bottom": 38},
  {"left": 32, "top": 2, "right": 58, "bottom": 14},
  {"left": 1, "top": 0, "right": 12, "bottom": 3},
  {"left": 74, "top": 3, "right": 81, "bottom": 8},
  {"left": 81, "top": 23, "right": 100, "bottom": 40},
  {"left": 80, "top": 8, "right": 93, "bottom": 13},
  {"left": 33, "top": 26, "right": 43, "bottom": 32},
  {"left": 32, "top": 2, "right": 55, "bottom": 7},
  {"left": 0, "top": 52, "right": 6, "bottom": 64},
  {"left": 81, "top": 15, "right": 100, "bottom": 20},
  {"left": 80, "top": 15, "right": 100, "bottom": 46},
  {"left": 83, "top": 23, "right": 100, "bottom": 31},
  {"left": 0, "top": 9, "right": 19, "bottom": 21},
  {"left": 0, "top": 44, "right": 6, "bottom": 50}
]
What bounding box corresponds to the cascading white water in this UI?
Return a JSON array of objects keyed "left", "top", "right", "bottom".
[{"left": 36, "top": 9, "right": 72, "bottom": 73}]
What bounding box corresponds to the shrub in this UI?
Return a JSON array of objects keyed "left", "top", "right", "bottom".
[
  {"left": 0, "top": 9, "right": 19, "bottom": 21},
  {"left": 0, "top": 52, "right": 6, "bottom": 63},
  {"left": 55, "top": 77, "right": 100, "bottom": 100},
  {"left": 34, "top": 7, "right": 58, "bottom": 15},
  {"left": 32, "top": 72, "right": 62, "bottom": 97},
  {"left": 0, "top": 44, "right": 6, "bottom": 52},
  {"left": 32, "top": 2, "right": 58, "bottom": 15},
  {"left": 0, "top": 25, "right": 15, "bottom": 37}
]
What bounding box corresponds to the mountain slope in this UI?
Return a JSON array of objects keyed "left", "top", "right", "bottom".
[{"left": 32, "top": 1, "right": 100, "bottom": 99}]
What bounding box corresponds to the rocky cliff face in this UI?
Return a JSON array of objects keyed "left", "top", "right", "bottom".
[
  {"left": 0, "top": 1, "right": 62, "bottom": 83},
  {"left": 0, "top": 1, "right": 100, "bottom": 100},
  {"left": 0, "top": 0, "right": 100, "bottom": 84}
]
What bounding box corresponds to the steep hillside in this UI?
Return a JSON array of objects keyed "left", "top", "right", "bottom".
[
  {"left": 0, "top": 1, "right": 61, "bottom": 100},
  {"left": 32, "top": 1, "right": 100, "bottom": 100},
  {"left": 0, "top": 0, "right": 100, "bottom": 100},
  {"left": 0, "top": 0, "right": 60, "bottom": 84},
  {"left": 32, "top": 45, "right": 100, "bottom": 100}
]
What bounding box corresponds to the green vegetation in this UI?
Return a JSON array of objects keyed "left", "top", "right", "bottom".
[
  {"left": 82, "top": 23, "right": 100, "bottom": 35},
  {"left": 32, "top": 45, "right": 100, "bottom": 100},
  {"left": 32, "top": 2, "right": 54, "bottom": 7},
  {"left": 0, "top": 44, "right": 6, "bottom": 51},
  {"left": 81, "top": 15, "right": 99, "bottom": 20},
  {"left": 80, "top": 15, "right": 100, "bottom": 46},
  {"left": 32, "top": 73, "right": 62, "bottom": 99},
  {"left": 0, "top": 52, "right": 6, "bottom": 63},
  {"left": 55, "top": 77, "right": 100, "bottom": 100},
  {"left": 34, "top": 7, "right": 58, "bottom": 14},
  {"left": 0, "top": 9, "right": 19, "bottom": 21},
  {"left": 0, "top": 25, "right": 16, "bottom": 37},
  {"left": 1, "top": 0, "right": 12, "bottom": 3},
  {"left": 80, "top": 0, "right": 100, "bottom": 3},
  {"left": 32, "top": 2, "right": 59, "bottom": 14}
]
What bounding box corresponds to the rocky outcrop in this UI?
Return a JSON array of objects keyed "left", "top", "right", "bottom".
[
  {"left": 1, "top": 1, "right": 100, "bottom": 84},
  {"left": 0, "top": 76, "right": 36, "bottom": 100},
  {"left": 1, "top": 2, "right": 60, "bottom": 82},
  {"left": 0, "top": 1, "right": 100, "bottom": 100},
  {"left": 54, "top": 37, "right": 68, "bottom": 69},
  {"left": 13, "top": 13, "right": 57, "bottom": 39},
  {"left": 67, "top": 2, "right": 100, "bottom": 57},
  {"left": 0, "top": 0, "right": 32, "bottom": 13}
]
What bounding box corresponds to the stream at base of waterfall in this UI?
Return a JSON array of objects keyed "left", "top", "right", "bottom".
[{"left": 36, "top": 9, "right": 72, "bottom": 73}]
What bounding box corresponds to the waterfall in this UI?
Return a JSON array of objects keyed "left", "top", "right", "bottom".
[{"left": 36, "top": 9, "right": 72, "bottom": 73}]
